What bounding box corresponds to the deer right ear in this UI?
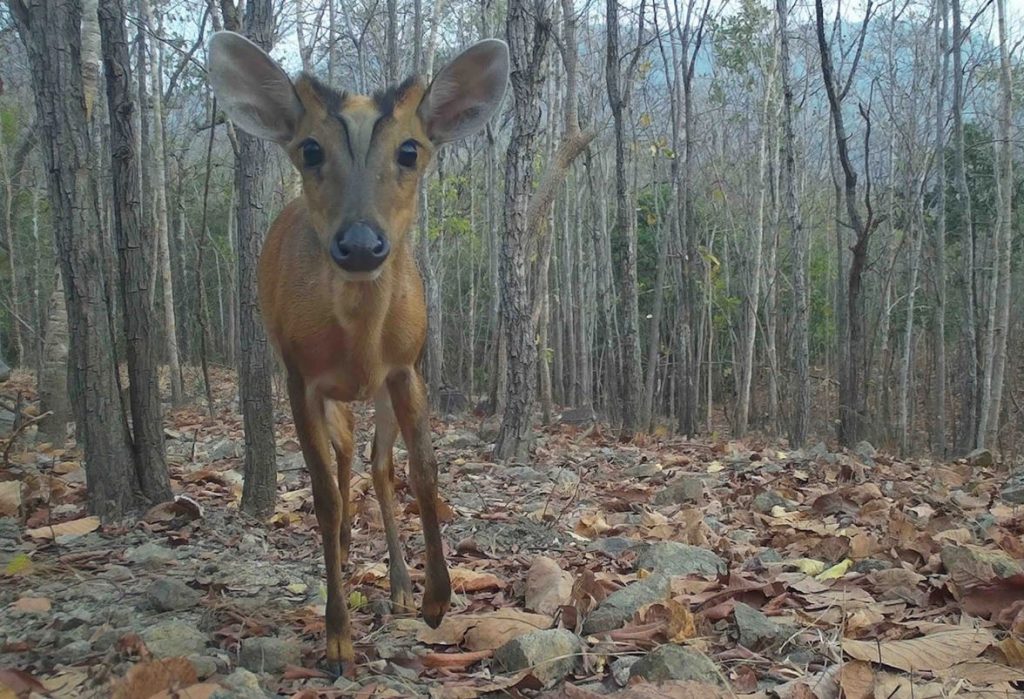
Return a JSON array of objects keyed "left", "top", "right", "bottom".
[{"left": 207, "top": 31, "right": 302, "bottom": 143}]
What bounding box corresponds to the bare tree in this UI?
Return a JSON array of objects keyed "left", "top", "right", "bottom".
[
  {"left": 10, "top": 0, "right": 141, "bottom": 519},
  {"left": 99, "top": 0, "right": 172, "bottom": 503}
]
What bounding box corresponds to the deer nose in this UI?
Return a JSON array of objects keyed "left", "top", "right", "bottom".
[{"left": 330, "top": 222, "right": 390, "bottom": 272}]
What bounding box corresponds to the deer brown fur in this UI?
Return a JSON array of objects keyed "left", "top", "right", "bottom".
[{"left": 208, "top": 31, "right": 509, "bottom": 670}]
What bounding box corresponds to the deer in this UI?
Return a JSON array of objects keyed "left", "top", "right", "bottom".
[{"left": 207, "top": 31, "right": 509, "bottom": 671}]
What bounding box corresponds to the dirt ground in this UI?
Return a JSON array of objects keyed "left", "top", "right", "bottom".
[{"left": 1, "top": 369, "right": 1023, "bottom": 698}]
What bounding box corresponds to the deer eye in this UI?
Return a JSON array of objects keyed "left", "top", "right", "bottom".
[
  {"left": 301, "top": 139, "right": 324, "bottom": 168},
  {"left": 397, "top": 140, "right": 418, "bottom": 168}
]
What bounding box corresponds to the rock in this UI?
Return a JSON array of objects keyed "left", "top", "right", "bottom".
[
  {"left": 99, "top": 565, "right": 133, "bottom": 582},
  {"left": 0, "top": 358, "right": 10, "bottom": 382},
  {"left": 147, "top": 577, "right": 201, "bottom": 612},
  {"left": 493, "top": 629, "right": 582, "bottom": 687},
  {"left": 560, "top": 407, "right": 596, "bottom": 425},
  {"left": 629, "top": 645, "right": 722, "bottom": 685},
  {"left": 1000, "top": 475, "right": 1024, "bottom": 505},
  {"left": 189, "top": 655, "right": 219, "bottom": 679},
  {"left": 583, "top": 574, "right": 670, "bottom": 634},
  {"left": 56, "top": 639, "right": 92, "bottom": 665},
  {"left": 611, "top": 655, "right": 640, "bottom": 687},
  {"left": 458, "top": 461, "right": 494, "bottom": 475},
  {"left": 941, "top": 544, "right": 1021, "bottom": 580},
  {"left": 208, "top": 439, "right": 242, "bottom": 461},
  {"left": 549, "top": 467, "right": 580, "bottom": 488},
  {"left": 727, "top": 529, "right": 756, "bottom": 544},
  {"left": 525, "top": 556, "right": 573, "bottom": 616},
  {"left": 588, "top": 537, "right": 637, "bottom": 557},
  {"left": 751, "top": 490, "right": 790, "bottom": 514},
  {"left": 142, "top": 620, "right": 208, "bottom": 657},
  {"left": 625, "top": 462, "right": 662, "bottom": 478},
  {"left": 477, "top": 417, "right": 501, "bottom": 442},
  {"left": 635, "top": 542, "right": 726, "bottom": 577},
  {"left": 126, "top": 542, "right": 175, "bottom": 568},
  {"left": 733, "top": 602, "right": 788, "bottom": 651},
  {"left": 436, "top": 430, "right": 482, "bottom": 449},
  {"left": 239, "top": 636, "right": 302, "bottom": 674},
  {"left": 852, "top": 558, "right": 892, "bottom": 574},
  {"left": 0, "top": 409, "right": 15, "bottom": 432},
  {"left": 966, "top": 448, "right": 994, "bottom": 467},
  {"left": 212, "top": 668, "right": 269, "bottom": 699},
  {"left": 653, "top": 477, "right": 704, "bottom": 506},
  {"left": 853, "top": 440, "right": 876, "bottom": 464},
  {"left": 504, "top": 466, "right": 543, "bottom": 482}
]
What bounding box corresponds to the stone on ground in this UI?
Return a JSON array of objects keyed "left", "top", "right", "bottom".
[
  {"left": 583, "top": 574, "right": 670, "bottom": 634},
  {"left": 239, "top": 636, "right": 302, "bottom": 674},
  {"left": 493, "top": 628, "right": 582, "bottom": 687},
  {"left": 635, "top": 542, "right": 726, "bottom": 577},
  {"left": 629, "top": 644, "right": 722, "bottom": 685}
]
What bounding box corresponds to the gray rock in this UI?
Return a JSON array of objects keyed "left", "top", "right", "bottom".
[
  {"left": 583, "top": 574, "right": 670, "bottom": 634},
  {"left": 189, "top": 655, "right": 219, "bottom": 679},
  {"left": 852, "top": 558, "right": 892, "bottom": 574},
  {"left": 208, "top": 439, "right": 243, "bottom": 461},
  {"left": 635, "top": 542, "right": 726, "bottom": 577},
  {"left": 727, "top": 529, "right": 756, "bottom": 544},
  {"left": 966, "top": 448, "right": 994, "bottom": 467},
  {"left": 853, "top": 440, "right": 877, "bottom": 464},
  {"left": 142, "top": 620, "right": 208, "bottom": 657},
  {"left": 1000, "top": 476, "right": 1024, "bottom": 505},
  {"left": 941, "top": 544, "right": 1021, "bottom": 579},
  {"left": 147, "top": 577, "right": 201, "bottom": 612},
  {"left": 611, "top": 656, "right": 641, "bottom": 687},
  {"left": 493, "top": 629, "right": 582, "bottom": 687},
  {"left": 126, "top": 542, "right": 175, "bottom": 568},
  {"left": 212, "top": 668, "right": 270, "bottom": 699},
  {"left": 504, "top": 466, "right": 543, "bottom": 482},
  {"left": 436, "top": 430, "right": 482, "bottom": 449},
  {"left": 734, "top": 602, "right": 788, "bottom": 651},
  {"left": 56, "top": 639, "right": 92, "bottom": 665},
  {"left": 560, "top": 407, "right": 596, "bottom": 425},
  {"left": 549, "top": 467, "right": 580, "bottom": 487},
  {"left": 239, "top": 636, "right": 301, "bottom": 674},
  {"left": 625, "top": 462, "right": 662, "bottom": 478},
  {"left": 588, "top": 537, "right": 638, "bottom": 557},
  {"left": 629, "top": 645, "right": 722, "bottom": 685},
  {"left": 477, "top": 418, "right": 501, "bottom": 443},
  {"left": 653, "top": 477, "right": 704, "bottom": 506},
  {"left": 752, "top": 490, "right": 790, "bottom": 514},
  {"left": 99, "top": 564, "right": 133, "bottom": 582}
]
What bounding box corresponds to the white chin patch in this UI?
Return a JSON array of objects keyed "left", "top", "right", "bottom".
[{"left": 339, "top": 268, "right": 383, "bottom": 283}]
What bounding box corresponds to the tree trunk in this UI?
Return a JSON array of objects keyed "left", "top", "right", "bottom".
[
  {"left": 950, "top": 0, "right": 978, "bottom": 454},
  {"left": 99, "top": 0, "right": 172, "bottom": 504},
  {"left": 980, "top": 0, "right": 1013, "bottom": 450},
  {"left": 494, "top": 0, "right": 549, "bottom": 462},
  {"left": 38, "top": 275, "right": 71, "bottom": 443},
  {"left": 141, "top": 0, "right": 184, "bottom": 404},
  {"left": 930, "top": 0, "right": 949, "bottom": 457},
  {"left": 11, "top": 0, "right": 140, "bottom": 520},
  {"left": 605, "top": 0, "right": 644, "bottom": 439},
  {"left": 225, "top": 0, "right": 278, "bottom": 518}
]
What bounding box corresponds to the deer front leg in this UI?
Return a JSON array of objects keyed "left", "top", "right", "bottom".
[
  {"left": 386, "top": 367, "right": 451, "bottom": 628},
  {"left": 287, "top": 372, "right": 353, "bottom": 673},
  {"left": 370, "top": 388, "right": 415, "bottom": 615},
  {"left": 325, "top": 401, "right": 354, "bottom": 565}
]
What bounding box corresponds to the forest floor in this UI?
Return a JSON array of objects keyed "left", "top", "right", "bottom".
[{"left": 1, "top": 369, "right": 1024, "bottom": 698}]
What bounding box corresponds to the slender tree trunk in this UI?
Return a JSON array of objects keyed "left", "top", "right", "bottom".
[
  {"left": 224, "top": 0, "right": 278, "bottom": 518},
  {"left": 950, "top": 0, "right": 978, "bottom": 454},
  {"left": 495, "top": 0, "right": 549, "bottom": 461},
  {"left": 38, "top": 275, "right": 71, "bottom": 443},
  {"left": 605, "top": 0, "right": 644, "bottom": 439},
  {"left": 99, "top": 0, "right": 172, "bottom": 503},
  {"left": 930, "top": 0, "right": 949, "bottom": 457},
  {"left": 141, "top": 0, "right": 184, "bottom": 404}
]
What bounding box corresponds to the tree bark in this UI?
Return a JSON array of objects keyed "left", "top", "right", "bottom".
[
  {"left": 11, "top": 0, "right": 141, "bottom": 519},
  {"left": 494, "top": 0, "right": 549, "bottom": 462},
  {"left": 930, "top": 0, "right": 949, "bottom": 457},
  {"left": 99, "top": 0, "right": 172, "bottom": 503},
  {"left": 224, "top": 0, "right": 278, "bottom": 518}
]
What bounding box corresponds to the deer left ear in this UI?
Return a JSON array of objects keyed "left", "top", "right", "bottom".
[{"left": 418, "top": 39, "right": 509, "bottom": 144}]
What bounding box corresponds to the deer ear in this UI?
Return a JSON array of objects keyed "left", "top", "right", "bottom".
[
  {"left": 207, "top": 31, "right": 302, "bottom": 143},
  {"left": 418, "top": 39, "right": 509, "bottom": 144}
]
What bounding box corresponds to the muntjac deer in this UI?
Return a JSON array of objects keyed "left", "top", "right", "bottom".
[{"left": 207, "top": 31, "right": 509, "bottom": 670}]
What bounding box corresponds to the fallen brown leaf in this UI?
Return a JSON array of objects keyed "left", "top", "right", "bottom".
[
  {"left": 842, "top": 628, "right": 994, "bottom": 673},
  {"left": 525, "top": 556, "right": 573, "bottom": 616},
  {"left": 838, "top": 660, "right": 874, "bottom": 699},
  {"left": 449, "top": 567, "right": 504, "bottom": 592},
  {"left": 26, "top": 515, "right": 100, "bottom": 541}
]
